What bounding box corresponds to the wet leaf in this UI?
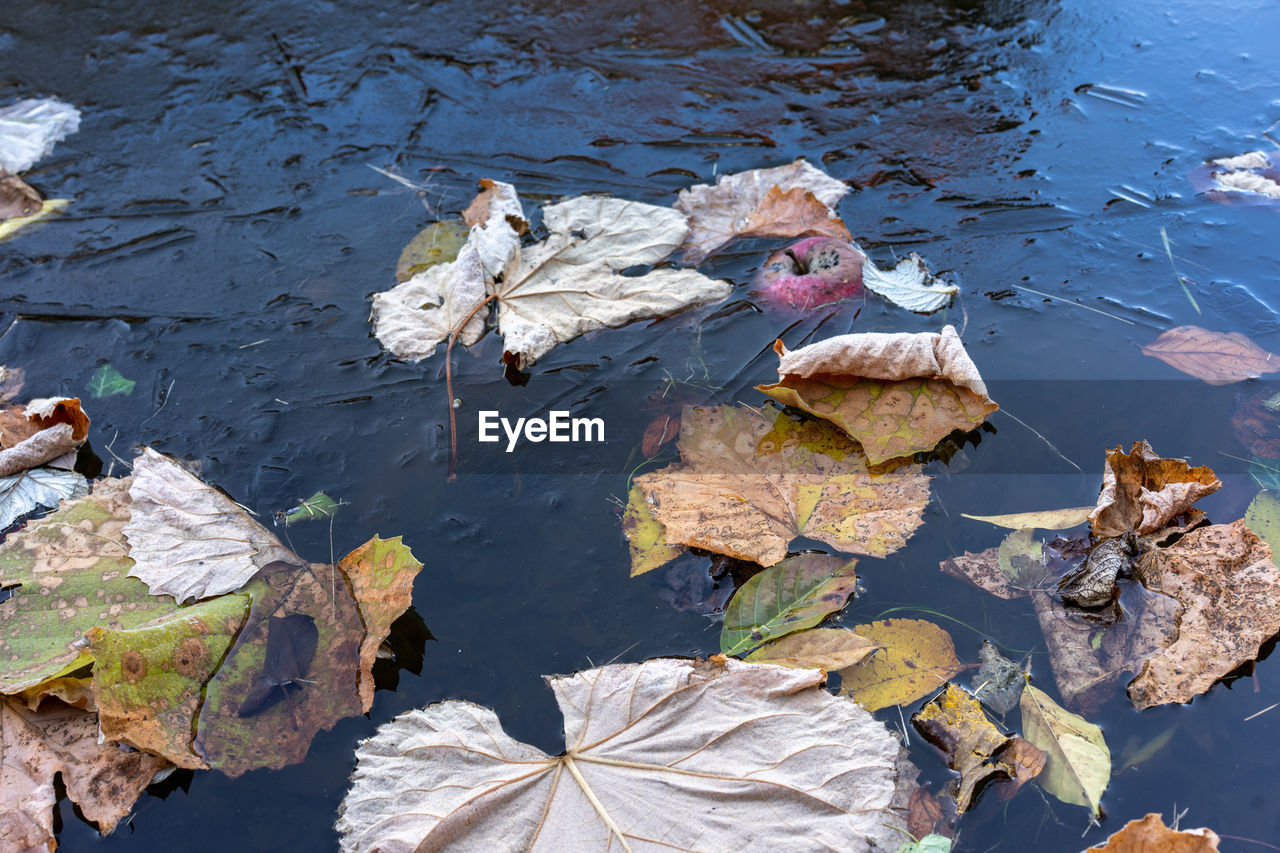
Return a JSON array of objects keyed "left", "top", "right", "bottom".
[
  {"left": 13, "top": 675, "right": 94, "bottom": 712},
  {"left": 838, "top": 619, "right": 966, "bottom": 711},
  {"left": 621, "top": 484, "right": 683, "bottom": 577},
  {"left": 720, "top": 554, "right": 859, "bottom": 655},
  {"left": 673, "top": 159, "right": 850, "bottom": 264},
  {"left": 744, "top": 627, "right": 879, "bottom": 670},
  {"left": 1084, "top": 812, "right": 1220, "bottom": 852},
  {"left": 1128, "top": 520, "right": 1280, "bottom": 709},
  {"left": 0, "top": 466, "right": 88, "bottom": 531},
  {"left": 758, "top": 326, "right": 998, "bottom": 464},
  {"left": 0, "top": 697, "right": 168, "bottom": 851},
  {"left": 1243, "top": 488, "right": 1280, "bottom": 557},
  {"left": 941, "top": 529, "right": 1048, "bottom": 600},
  {"left": 630, "top": 405, "right": 931, "bottom": 567},
  {"left": 281, "top": 490, "right": 339, "bottom": 524},
  {"left": 1019, "top": 683, "right": 1110, "bottom": 816},
  {"left": 0, "top": 396, "right": 89, "bottom": 477},
  {"left": 640, "top": 412, "right": 680, "bottom": 458},
  {"left": 1141, "top": 325, "right": 1280, "bottom": 385},
  {"left": 971, "top": 640, "right": 1024, "bottom": 714},
  {"left": 905, "top": 785, "right": 953, "bottom": 841},
  {"left": 1118, "top": 724, "right": 1177, "bottom": 772},
  {"left": 911, "top": 683, "right": 1044, "bottom": 812},
  {"left": 0, "top": 97, "right": 82, "bottom": 173},
  {"left": 1202, "top": 150, "right": 1280, "bottom": 202},
  {"left": 0, "top": 477, "right": 182, "bottom": 694},
  {"left": 940, "top": 546, "right": 1021, "bottom": 599},
  {"left": 87, "top": 364, "right": 135, "bottom": 398},
  {"left": 0, "top": 196, "right": 67, "bottom": 241},
  {"left": 123, "top": 447, "right": 299, "bottom": 603},
  {"left": 1059, "top": 536, "right": 1135, "bottom": 608},
  {"left": 897, "top": 835, "right": 953, "bottom": 853},
  {"left": 0, "top": 169, "right": 42, "bottom": 220},
  {"left": 394, "top": 218, "right": 468, "bottom": 282},
  {"left": 1230, "top": 387, "right": 1280, "bottom": 458},
  {"left": 336, "top": 658, "right": 918, "bottom": 853},
  {"left": 753, "top": 237, "right": 865, "bottom": 310},
  {"left": 193, "top": 560, "right": 362, "bottom": 776},
  {"left": 962, "top": 506, "right": 1093, "bottom": 531},
  {"left": 337, "top": 535, "right": 425, "bottom": 712},
  {"left": 1090, "top": 441, "right": 1221, "bottom": 538},
  {"left": 862, "top": 253, "right": 958, "bottom": 314},
  {"left": 88, "top": 593, "right": 249, "bottom": 769}
]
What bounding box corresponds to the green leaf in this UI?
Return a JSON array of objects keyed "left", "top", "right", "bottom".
[
  {"left": 283, "top": 490, "right": 340, "bottom": 525},
  {"left": 720, "top": 554, "right": 858, "bottom": 656},
  {"left": 1244, "top": 489, "right": 1280, "bottom": 561},
  {"left": 395, "top": 219, "right": 468, "bottom": 282},
  {"left": 897, "top": 834, "right": 953, "bottom": 853},
  {"left": 1019, "top": 683, "right": 1110, "bottom": 817},
  {"left": 87, "top": 364, "right": 136, "bottom": 398}
]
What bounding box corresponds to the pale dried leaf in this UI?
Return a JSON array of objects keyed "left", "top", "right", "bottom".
[
  {"left": 123, "top": 447, "right": 298, "bottom": 602},
  {"left": 744, "top": 627, "right": 879, "bottom": 670},
  {"left": 961, "top": 506, "right": 1093, "bottom": 531},
  {"left": 0, "top": 98, "right": 81, "bottom": 173},
  {"left": 862, "top": 254, "right": 958, "bottom": 314},
  {"left": 1141, "top": 325, "right": 1280, "bottom": 384},
  {"left": 0, "top": 466, "right": 88, "bottom": 531},
  {"left": 1085, "top": 812, "right": 1220, "bottom": 852},
  {"left": 1019, "top": 684, "right": 1109, "bottom": 816},
  {"left": 336, "top": 658, "right": 916, "bottom": 853},
  {"left": 1089, "top": 441, "right": 1220, "bottom": 538},
  {"left": 0, "top": 423, "right": 78, "bottom": 477}
]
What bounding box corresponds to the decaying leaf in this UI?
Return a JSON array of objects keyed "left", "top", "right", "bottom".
[
  {"left": 1230, "top": 387, "right": 1280, "bottom": 458},
  {"left": 1203, "top": 150, "right": 1280, "bottom": 201},
  {"left": 1059, "top": 536, "right": 1135, "bottom": 609},
  {"left": 1085, "top": 812, "right": 1220, "bottom": 852},
  {"left": 621, "top": 484, "right": 684, "bottom": 577},
  {"left": 1019, "top": 683, "right": 1110, "bottom": 816},
  {"left": 337, "top": 535, "right": 425, "bottom": 712},
  {"left": 641, "top": 412, "right": 680, "bottom": 459},
  {"left": 336, "top": 658, "right": 918, "bottom": 853},
  {"left": 237, "top": 613, "right": 320, "bottom": 722},
  {"left": 394, "top": 218, "right": 468, "bottom": 282},
  {"left": 1141, "top": 325, "right": 1280, "bottom": 385},
  {"left": 758, "top": 326, "right": 998, "bottom": 465},
  {"left": 839, "top": 619, "right": 966, "bottom": 711},
  {"left": 905, "top": 785, "right": 953, "bottom": 841},
  {"left": 0, "top": 697, "right": 168, "bottom": 852},
  {"left": 744, "top": 627, "right": 879, "bottom": 670},
  {"left": 961, "top": 507, "right": 1093, "bottom": 531},
  {"left": 0, "top": 396, "right": 89, "bottom": 478},
  {"left": 0, "top": 466, "right": 88, "bottom": 531},
  {"left": 0, "top": 197, "right": 68, "bottom": 241},
  {"left": 1089, "top": 441, "right": 1220, "bottom": 538},
  {"left": 896, "top": 835, "right": 953, "bottom": 853},
  {"left": 1243, "top": 488, "right": 1280, "bottom": 557},
  {"left": 0, "top": 169, "right": 42, "bottom": 220},
  {"left": 861, "top": 253, "right": 959, "bottom": 314},
  {"left": 673, "top": 159, "right": 851, "bottom": 264},
  {"left": 940, "top": 546, "right": 1020, "bottom": 599},
  {"left": 1128, "top": 520, "right": 1280, "bottom": 709},
  {"left": 0, "top": 477, "right": 183, "bottom": 694},
  {"left": 630, "top": 405, "right": 931, "bottom": 568},
  {"left": 89, "top": 593, "right": 250, "bottom": 769},
  {"left": 911, "top": 683, "right": 1044, "bottom": 812},
  {"left": 971, "top": 640, "right": 1024, "bottom": 714},
  {"left": 940, "top": 528, "right": 1048, "bottom": 601},
  {"left": 720, "top": 554, "right": 859, "bottom": 655},
  {"left": 123, "top": 447, "right": 299, "bottom": 603},
  {"left": 753, "top": 237, "right": 865, "bottom": 310}
]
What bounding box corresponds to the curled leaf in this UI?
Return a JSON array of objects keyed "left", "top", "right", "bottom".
[
  {"left": 1085, "top": 812, "right": 1219, "bottom": 852},
  {"left": 1089, "top": 441, "right": 1220, "bottom": 538}
]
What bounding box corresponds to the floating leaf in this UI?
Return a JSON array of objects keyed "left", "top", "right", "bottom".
[
  {"left": 0, "top": 396, "right": 89, "bottom": 478},
  {"left": 395, "top": 218, "right": 468, "bottom": 282},
  {"left": 1118, "top": 725, "right": 1177, "bottom": 772},
  {"left": 0, "top": 98, "right": 82, "bottom": 173},
  {"left": 336, "top": 658, "right": 917, "bottom": 852},
  {"left": 753, "top": 237, "right": 865, "bottom": 310},
  {"left": 1141, "top": 325, "right": 1280, "bottom": 385},
  {"left": 744, "top": 627, "right": 879, "bottom": 670},
  {"left": 282, "top": 490, "right": 339, "bottom": 525},
  {"left": 0, "top": 197, "right": 67, "bottom": 240},
  {"left": 621, "top": 484, "right": 683, "bottom": 577},
  {"left": 0, "top": 466, "right": 88, "bottom": 531},
  {"left": 720, "top": 554, "right": 859, "bottom": 656},
  {"left": 1090, "top": 441, "right": 1220, "bottom": 538},
  {"left": 838, "top": 619, "right": 966, "bottom": 711},
  {"left": 87, "top": 364, "right": 136, "bottom": 398},
  {"left": 673, "top": 159, "right": 851, "bottom": 264},
  {"left": 630, "top": 405, "right": 931, "bottom": 568},
  {"left": 0, "top": 169, "right": 42, "bottom": 220},
  {"left": 1085, "top": 812, "right": 1219, "bottom": 852},
  {"left": 940, "top": 546, "right": 1020, "bottom": 600},
  {"left": 1243, "top": 488, "right": 1280, "bottom": 558},
  {"left": 1019, "top": 683, "right": 1110, "bottom": 816},
  {"left": 123, "top": 447, "right": 299, "bottom": 603},
  {"left": 962, "top": 507, "right": 1093, "bottom": 531},
  {"left": 1202, "top": 150, "right": 1280, "bottom": 202},
  {"left": 862, "top": 253, "right": 958, "bottom": 314},
  {"left": 758, "top": 326, "right": 997, "bottom": 465},
  {"left": 897, "top": 835, "right": 953, "bottom": 853}
]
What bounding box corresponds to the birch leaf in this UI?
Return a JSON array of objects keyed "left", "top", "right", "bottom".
[
  {"left": 862, "top": 254, "right": 958, "bottom": 313},
  {"left": 720, "top": 554, "right": 859, "bottom": 655},
  {"left": 838, "top": 619, "right": 966, "bottom": 711},
  {"left": 122, "top": 447, "right": 299, "bottom": 603},
  {"left": 1019, "top": 684, "right": 1110, "bottom": 816},
  {"left": 336, "top": 657, "right": 917, "bottom": 853},
  {"left": 0, "top": 466, "right": 88, "bottom": 531}
]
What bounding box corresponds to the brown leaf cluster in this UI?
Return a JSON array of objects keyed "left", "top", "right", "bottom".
[{"left": 1090, "top": 440, "right": 1220, "bottom": 538}]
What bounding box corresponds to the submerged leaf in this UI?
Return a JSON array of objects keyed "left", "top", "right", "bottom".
[
  {"left": 395, "top": 218, "right": 468, "bottom": 282},
  {"left": 720, "top": 554, "right": 858, "bottom": 655},
  {"left": 336, "top": 658, "right": 917, "bottom": 853},
  {"left": 744, "top": 627, "right": 879, "bottom": 670},
  {"left": 971, "top": 641, "right": 1025, "bottom": 715},
  {"left": 838, "top": 619, "right": 966, "bottom": 711},
  {"left": 1019, "top": 684, "right": 1110, "bottom": 816},
  {"left": 621, "top": 484, "right": 683, "bottom": 577},
  {"left": 1141, "top": 325, "right": 1280, "bottom": 385},
  {"left": 87, "top": 364, "right": 135, "bottom": 398},
  {"left": 897, "top": 835, "right": 953, "bottom": 853}
]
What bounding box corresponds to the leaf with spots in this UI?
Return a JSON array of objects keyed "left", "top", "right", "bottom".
[
  {"left": 720, "top": 554, "right": 859, "bottom": 656},
  {"left": 758, "top": 326, "right": 998, "bottom": 465},
  {"left": 88, "top": 592, "right": 249, "bottom": 769},
  {"left": 838, "top": 619, "right": 967, "bottom": 711},
  {"left": 744, "top": 627, "right": 880, "bottom": 670}
]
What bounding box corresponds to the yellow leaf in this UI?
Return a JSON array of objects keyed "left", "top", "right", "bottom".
[
  {"left": 0, "top": 198, "right": 68, "bottom": 241},
  {"left": 961, "top": 506, "right": 1093, "bottom": 530},
  {"left": 837, "top": 618, "right": 965, "bottom": 711},
  {"left": 1019, "top": 684, "right": 1110, "bottom": 817},
  {"left": 744, "top": 628, "right": 878, "bottom": 670},
  {"left": 622, "top": 484, "right": 683, "bottom": 576}
]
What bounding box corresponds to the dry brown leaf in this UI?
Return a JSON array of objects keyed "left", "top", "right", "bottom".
[
  {"left": 1090, "top": 441, "right": 1221, "bottom": 538},
  {"left": 1128, "top": 520, "right": 1280, "bottom": 709},
  {"left": 462, "top": 177, "right": 530, "bottom": 233},
  {"left": 631, "top": 405, "right": 931, "bottom": 567},
  {"left": 0, "top": 698, "right": 168, "bottom": 851},
  {"left": 0, "top": 170, "right": 42, "bottom": 221},
  {"left": 122, "top": 447, "right": 299, "bottom": 603},
  {"left": 906, "top": 786, "right": 954, "bottom": 840},
  {"left": 640, "top": 412, "right": 680, "bottom": 459},
  {"left": 758, "top": 326, "right": 997, "bottom": 465},
  {"left": 940, "top": 547, "right": 1024, "bottom": 599},
  {"left": 0, "top": 397, "right": 89, "bottom": 477},
  {"left": 1142, "top": 325, "right": 1280, "bottom": 384},
  {"left": 673, "top": 159, "right": 850, "bottom": 264},
  {"left": 1085, "top": 812, "right": 1221, "bottom": 852},
  {"left": 336, "top": 658, "right": 918, "bottom": 852},
  {"left": 743, "top": 627, "right": 879, "bottom": 670}
]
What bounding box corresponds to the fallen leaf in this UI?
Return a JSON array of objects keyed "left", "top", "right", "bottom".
[
  {"left": 631, "top": 405, "right": 931, "bottom": 567},
  {"left": 0, "top": 169, "right": 41, "bottom": 220},
  {"left": 838, "top": 619, "right": 966, "bottom": 711},
  {"left": 896, "top": 835, "right": 953, "bottom": 853},
  {"left": 13, "top": 676, "right": 94, "bottom": 712},
  {"left": 758, "top": 325, "right": 998, "bottom": 464},
  {"left": 744, "top": 627, "right": 879, "bottom": 670},
  {"left": 1202, "top": 150, "right": 1280, "bottom": 202},
  {"left": 1230, "top": 388, "right": 1280, "bottom": 458},
  {"left": 971, "top": 640, "right": 1024, "bottom": 714},
  {"left": 193, "top": 560, "right": 362, "bottom": 776},
  {"left": 640, "top": 412, "right": 680, "bottom": 458},
  {"left": 0, "top": 98, "right": 81, "bottom": 173},
  {"left": 720, "top": 554, "right": 859, "bottom": 655},
  {"left": 462, "top": 177, "right": 530, "bottom": 233},
  {"left": 88, "top": 593, "right": 250, "bottom": 769},
  {"left": 1019, "top": 683, "right": 1110, "bottom": 816},
  {"left": 940, "top": 528, "right": 1048, "bottom": 601},
  {"left": 1059, "top": 536, "right": 1135, "bottom": 609},
  {"left": 862, "top": 253, "right": 959, "bottom": 314},
  {"left": 962, "top": 507, "right": 1094, "bottom": 530},
  {"left": 0, "top": 697, "right": 167, "bottom": 852},
  {"left": 1142, "top": 326, "right": 1280, "bottom": 384},
  {"left": 673, "top": 159, "right": 851, "bottom": 264},
  {"left": 394, "top": 218, "right": 468, "bottom": 282},
  {"left": 0, "top": 197, "right": 68, "bottom": 241},
  {"left": 88, "top": 364, "right": 135, "bottom": 399},
  {"left": 0, "top": 477, "right": 182, "bottom": 694},
  {"left": 621, "top": 484, "right": 684, "bottom": 577},
  {"left": 1118, "top": 724, "right": 1177, "bottom": 772},
  {"left": 1128, "top": 520, "right": 1280, "bottom": 709},
  {"left": 1089, "top": 441, "right": 1221, "bottom": 538},
  {"left": 1243, "top": 488, "right": 1280, "bottom": 557},
  {"left": 911, "top": 683, "right": 1044, "bottom": 812},
  {"left": 753, "top": 237, "right": 865, "bottom": 310},
  {"left": 0, "top": 466, "right": 88, "bottom": 531},
  {"left": 1085, "top": 812, "right": 1220, "bottom": 852},
  {"left": 280, "top": 490, "right": 339, "bottom": 525},
  {"left": 123, "top": 447, "right": 299, "bottom": 603},
  {"left": 335, "top": 658, "right": 918, "bottom": 852},
  {"left": 905, "top": 785, "right": 953, "bottom": 840},
  {"left": 337, "top": 535, "right": 424, "bottom": 712},
  {"left": 940, "top": 547, "right": 1021, "bottom": 599},
  {"left": 0, "top": 396, "right": 89, "bottom": 477}
]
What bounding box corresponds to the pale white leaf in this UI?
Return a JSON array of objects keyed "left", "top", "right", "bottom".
[
  {"left": 0, "top": 98, "right": 81, "bottom": 173},
  {"left": 337, "top": 657, "right": 916, "bottom": 853},
  {"left": 0, "top": 467, "right": 88, "bottom": 530},
  {"left": 122, "top": 447, "right": 297, "bottom": 602},
  {"left": 862, "top": 254, "right": 958, "bottom": 313}
]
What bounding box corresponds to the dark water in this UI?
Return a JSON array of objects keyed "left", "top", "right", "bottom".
[{"left": 4, "top": 0, "right": 1280, "bottom": 849}]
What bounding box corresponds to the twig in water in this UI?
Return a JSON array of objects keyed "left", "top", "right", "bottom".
[
  {"left": 139, "top": 379, "right": 176, "bottom": 427},
  {"left": 1012, "top": 285, "right": 1135, "bottom": 325},
  {"left": 1244, "top": 702, "right": 1278, "bottom": 722},
  {"left": 994, "top": 408, "right": 1084, "bottom": 473},
  {"left": 1160, "top": 228, "right": 1202, "bottom": 315}
]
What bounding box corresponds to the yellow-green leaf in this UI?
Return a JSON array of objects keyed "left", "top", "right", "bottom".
[
  {"left": 0, "top": 198, "right": 68, "bottom": 241},
  {"left": 395, "top": 219, "right": 468, "bottom": 282},
  {"left": 1019, "top": 683, "right": 1110, "bottom": 816},
  {"left": 837, "top": 619, "right": 965, "bottom": 711},
  {"left": 744, "top": 627, "right": 878, "bottom": 670},
  {"left": 1244, "top": 489, "right": 1280, "bottom": 561},
  {"left": 622, "top": 484, "right": 683, "bottom": 576},
  {"left": 720, "top": 554, "right": 858, "bottom": 656},
  {"left": 962, "top": 507, "right": 1093, "bottom": 530}
]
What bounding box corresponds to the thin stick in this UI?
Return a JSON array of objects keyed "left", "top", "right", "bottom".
[
  {"left": 1160, "top": 227, "right": 1202, "bottom": 315},
  {"left": 445, "top": 294, "right": 495, "bottom": 480},
  {"left": 1012, "top": 285, "right": 1136, "bottom": 325},
  {"left": 1244, "top": 702, "right": 1278, "bottom": 722},
  {"left": 995, "top": 408, "right": 1084, "bottom": 473}
]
